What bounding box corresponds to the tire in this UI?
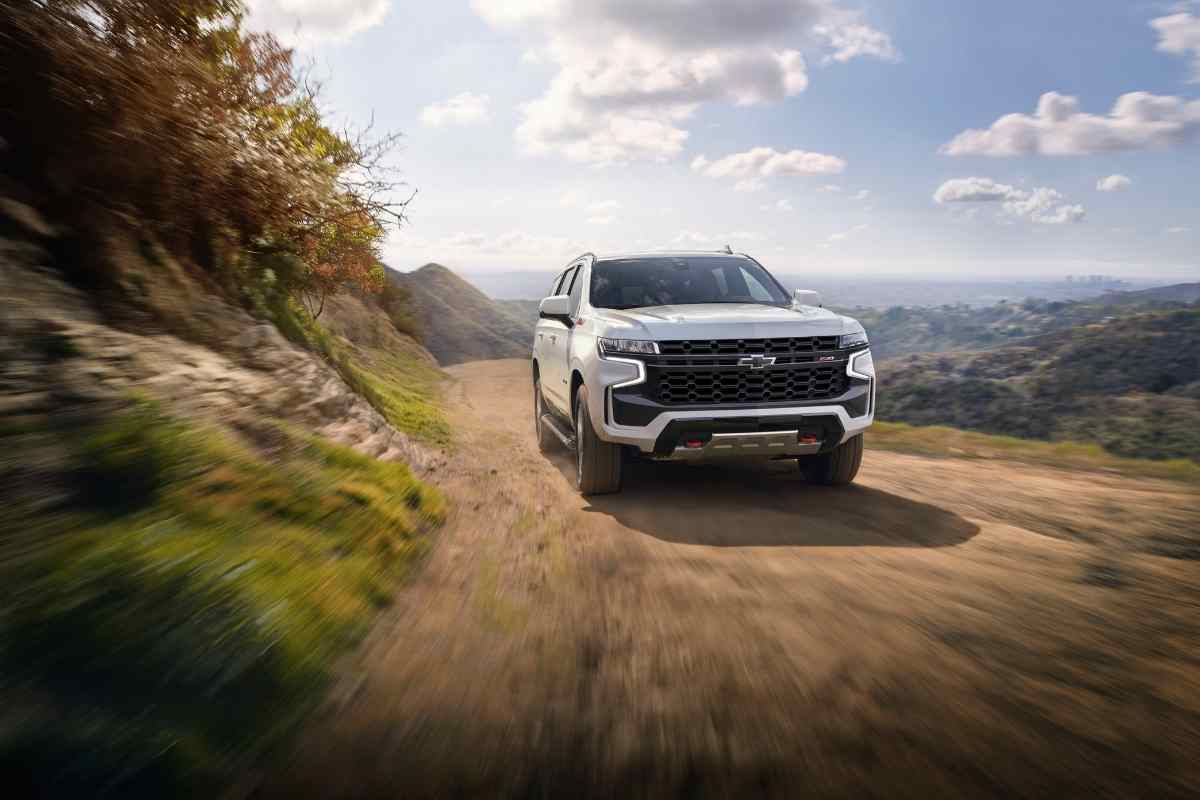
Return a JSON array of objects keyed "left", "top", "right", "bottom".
[
  {"left": 799, "top": 434, "right": 863, "bottom": 486},
  {"left": 574, "top": 384, "right": 622, "bottom": 495},
  {"left": 534, "top": 375, "right": 555, "bottom": 453}
]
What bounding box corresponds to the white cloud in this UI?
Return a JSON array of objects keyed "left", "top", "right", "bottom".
[
  {"left": 473, "top": 0, "right": 898, "bottom": 163},
  {"left": 818, "top": 184, "right": 842, "bottom": 192},
  {"left": 419, "top": 92, "right": 491, "bottom": 127},
  {"left": 1166, "top": 225, "right": 1192, "bottom": 234},
  {"left": 245, "top": 0, "right": 389, "bottom": 46},
  {"left": 941, "top": 91, "right": 1200, "bottom": 156},
  {"left": 587, "top": 215, "right": 617, "bottom": 225},
  {"left": 761, "top": 198, "right": 795, "bottom": 212},
  {"left": 934, "top": 177, "right": 1086, "bottom": 225},
  {"left": 852, "top": 189, "right": 871, "bottom": 201},
  {"left": 1003, "top": 189, "right": 1086, "bottom": 225},
  {"left": 933, "top": 177, "right": 1022, "bottom": 203},
  {"left": 1152, "top": 10, "right": 1200, "bottom": 82},
  {"left": 1096, "top": 174, "right": 1132, "bottom": 192},
  {"left": 559, "top": 188, "right": 584, "bottom": 207},
  {"left": 815, "top": 23, "right": 900, "bottom": 64},
  {"left": 692, "top": 147, "right": 846, "bottom": 186},
  {"left": 587, "top": 200, "right": 622, "bottom": 212}
]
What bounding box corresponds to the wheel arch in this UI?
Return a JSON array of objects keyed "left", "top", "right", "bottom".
[{"left": 569, "top": 369, "right": 585, "bottom": 418}]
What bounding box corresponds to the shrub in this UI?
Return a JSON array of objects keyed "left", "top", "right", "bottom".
[{"left": 0, "top": 0, "right": 411, "bottom": 315}]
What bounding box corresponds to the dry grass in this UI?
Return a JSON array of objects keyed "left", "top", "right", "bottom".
[{"left": 867, "top": 421, "right": 1200, "bottom": 484}]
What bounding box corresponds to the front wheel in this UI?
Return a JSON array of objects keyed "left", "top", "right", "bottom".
[
  {"left": 799, "top": 434, "right": 863, "bottom": 486},
  {"left": 574, "top": 384, "right": 622, "bottom": 495}
]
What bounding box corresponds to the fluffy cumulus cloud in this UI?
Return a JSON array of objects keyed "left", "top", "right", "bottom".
[
  {"left": 419, "top": 92, "right": 491, "bottom": 127},
  {"left": 934, "top": 177, "right": 1085, "bottom": 225},
  {"left": 245, "top": 0, "right": 389, "bottom": 46},
  {"left": 473, "top": 0, "right": 897, "bottom": 163},
  {"left": 1152, "top": 9, "right": 1200, "bottom": 81},
  {"left": 941, "top": 91, "right": 1200, "bottom": 156},
  {"left": 692, "top": 147, "right": 846, "bottom": 186},
  {"left": 1096, "top": 174, "right": 1132, "bottom": 192}
]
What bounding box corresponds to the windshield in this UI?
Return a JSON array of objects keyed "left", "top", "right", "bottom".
[{"left": 589, "top": 256, "right": 791, "bottom": 310}]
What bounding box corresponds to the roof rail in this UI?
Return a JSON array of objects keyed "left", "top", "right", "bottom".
[{"left": 721, "top": 244, "right": 733, "bottom": 254}]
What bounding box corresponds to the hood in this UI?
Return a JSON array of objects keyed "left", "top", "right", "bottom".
[{"left": 592, "top": 303, "right": 860, "bottom": 341}]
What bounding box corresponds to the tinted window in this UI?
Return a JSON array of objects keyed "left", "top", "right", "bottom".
[
  {"left": 548, "top": 269, "right": 568, "bottom": 297},
  {"left": 589, "top": 256, "right": 790, "bottom": 309},
  {"left": 549, "top": 267, "right": 573, "bottom": 298},
  {"left": 567, "top": 265, "right": 584, "bottom": 314}
]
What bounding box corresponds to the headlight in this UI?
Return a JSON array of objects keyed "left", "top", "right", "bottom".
[
  {"left": 598, "top": 338, "right": 659, "bottom": 356},
  {"left": 849, "top": 349, "right": 874, "bottom": 378},
  {"left": 839, "top": 331, "right": 869, "bottom": 349}
]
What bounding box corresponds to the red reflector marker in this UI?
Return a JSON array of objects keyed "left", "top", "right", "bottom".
[
  {"left": 685, "top": 439, "right": 704, "bottom": 449},
  {"left": 799, "top": 434, "right": 819, "bottom": 445}
]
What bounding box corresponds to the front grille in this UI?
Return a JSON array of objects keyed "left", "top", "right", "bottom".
[
  {"left": 659, "top": 337, "right": 839, "bottom": 356},
  {"left": 656, "top": 364, "right": 847, "bottom": 405}
]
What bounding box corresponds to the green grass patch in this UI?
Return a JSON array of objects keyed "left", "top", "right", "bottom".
[
  {"left": 867, "top": 421, "right": 1200, "bottom": 484},
  {"left": 0, "top": 400, "right": 443, "bottom": 796},
  {"left": 268, "top": 297, "right": 449, "bottom": 446}
]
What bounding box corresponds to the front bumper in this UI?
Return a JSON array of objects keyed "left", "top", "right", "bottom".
[{"left": 593, "top": 349, "right": 875, "bottom": 457}]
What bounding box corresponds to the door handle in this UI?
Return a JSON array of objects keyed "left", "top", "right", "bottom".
[{"left": 549, "top": 335, "right": 557, "bottom": 344}]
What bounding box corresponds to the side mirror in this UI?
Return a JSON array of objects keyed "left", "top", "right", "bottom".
[
  {"left": 793, "top": 289, "right": 822, "bottom": 307},
  {"left": 539, "top": 294, "right": 572, "bottom": 323}
]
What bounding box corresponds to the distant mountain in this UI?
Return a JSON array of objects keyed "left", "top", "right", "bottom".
[
  {"left": 877, "top": 308, "right": 1200, "bottom": 462},
  {"left": 1100, "top": 283, "right": 1200, "bottom": 306},
  {"left": 388, "top": 264, "right": 531, "bottom": 365},
  {"left": 496, "top": 299, "right": 541, "bottom": 328}
]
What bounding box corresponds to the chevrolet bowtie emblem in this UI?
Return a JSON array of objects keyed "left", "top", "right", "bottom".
[{"left": 738, "top": 355, "right": 776, "bottom": 370}]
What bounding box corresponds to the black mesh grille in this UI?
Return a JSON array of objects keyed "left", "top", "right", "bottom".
[
  {"left": 657, "top": 365, "right": 847, "bottom": 405},
  {"left": 659, "top": 337, "right": 839, "bottom": 356}
]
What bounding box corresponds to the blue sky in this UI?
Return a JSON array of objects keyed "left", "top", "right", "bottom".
[{"left": 247, "top": 0, "right": 1200, "bottom": 278}]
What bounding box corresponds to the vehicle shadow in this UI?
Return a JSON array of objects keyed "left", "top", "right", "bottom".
[{"left": 547, "top": 452, "right": 979, "bottom": 548}]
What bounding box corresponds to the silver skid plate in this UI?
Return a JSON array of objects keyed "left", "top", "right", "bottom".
[{"left": 670, "top": 430, "right": 822, "bottom": 459}]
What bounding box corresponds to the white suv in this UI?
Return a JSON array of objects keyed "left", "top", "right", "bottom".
[{"left": 532, "top": 251, "right": 875, "bottom": 495}]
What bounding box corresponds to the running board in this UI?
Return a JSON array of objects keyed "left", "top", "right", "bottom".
[{"left": 540, "top": 413, "right": 577, "bottom": 451}]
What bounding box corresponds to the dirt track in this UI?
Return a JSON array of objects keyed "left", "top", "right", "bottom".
[{"left": 263, "top": 358, "right": 1200, "bottom": 799}]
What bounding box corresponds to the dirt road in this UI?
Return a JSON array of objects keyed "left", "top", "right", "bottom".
[{"left": 263, "top": 359, "right": 1200, "bottom": 799}]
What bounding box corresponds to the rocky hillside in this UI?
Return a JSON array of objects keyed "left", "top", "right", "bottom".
[
  {"left": 877, "top": 308, "right": 1200, "bottom": 461},
  {"left": 388, "top": 264, "right": 532, "bottom": 365},
  {"left": 1, "top": 211, "right": 448, "bottom": 795}
]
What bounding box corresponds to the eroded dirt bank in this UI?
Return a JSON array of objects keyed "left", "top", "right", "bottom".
[{"left": 262, "top": 358, "right": 1200, "bottom": 799}]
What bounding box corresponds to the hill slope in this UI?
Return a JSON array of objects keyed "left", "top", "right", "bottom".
[
  {"left": 389, "top": 264, "right": 531, "bottom": 365},
  {"left": 877, "top": 308, "right": 1200, "bottom": 461},
  {"left": 1100, "top": 282, "right": 1200, "bottom": 306},
  {"left": 843, "top": 291, "right": 1198, "bottom": 361}
]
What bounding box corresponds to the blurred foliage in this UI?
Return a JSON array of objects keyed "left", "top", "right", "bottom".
[
  {"left": 875, "top": 309, "right": 1200, "bottom": 462},
  {"left": 0, "top": 0, "right": 411, "bottom": 317},
  {"left": 0, "top": 400, "right": 443, "bottom": 796}
]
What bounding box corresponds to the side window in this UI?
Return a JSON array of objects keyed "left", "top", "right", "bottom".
[
  {"left": 548, "top": 270, "right": 567, "bottom": 298},
  {"left": 739, "top": 266, "right": 774, "bottom": 302},
  {"left": 567, "top": 264, "right": 584, "bottom": 314}
]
